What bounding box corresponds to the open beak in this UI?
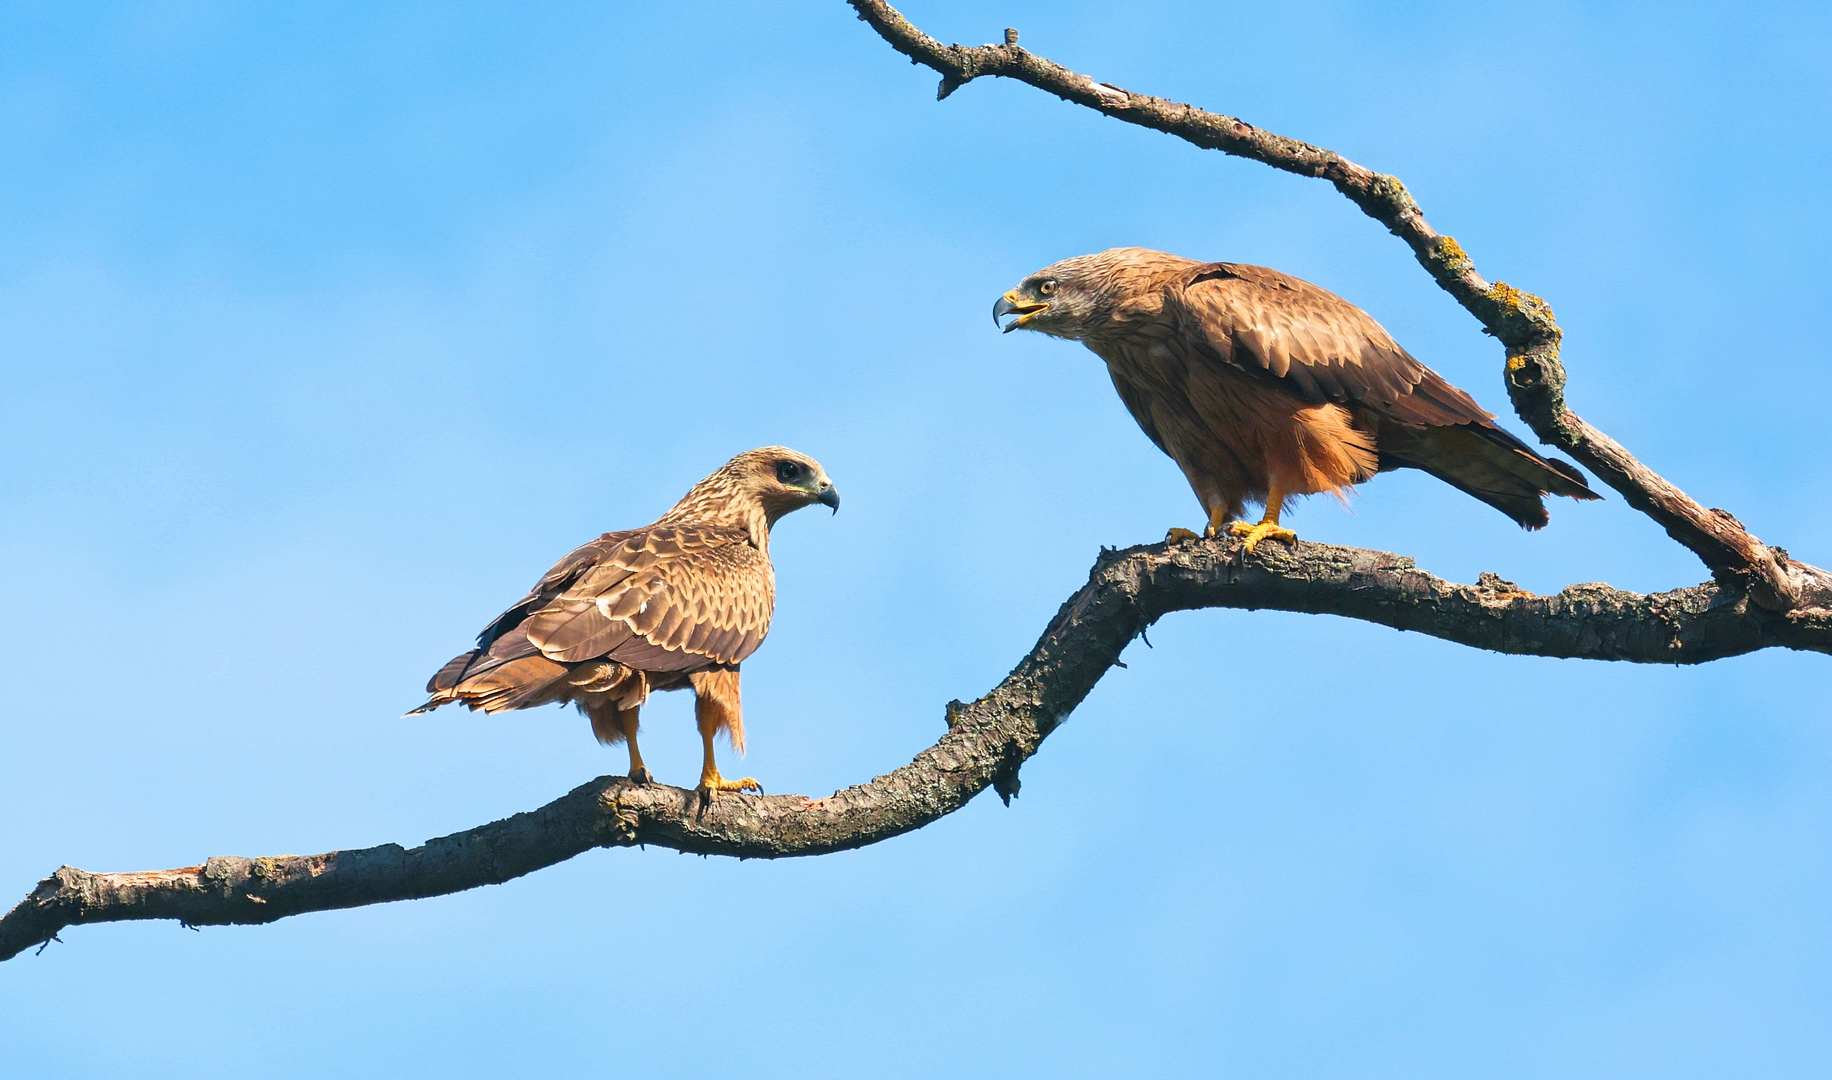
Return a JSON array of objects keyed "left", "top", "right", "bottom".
[
  {"left": 993, "top": 291, "right": 1049, "bottom": 333},
  {"left": 817, "top": 483, "right": 840, "bottom": 513}
]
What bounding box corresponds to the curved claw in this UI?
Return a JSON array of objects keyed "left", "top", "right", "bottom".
[
  {"left": 1165, "top": 527, "right": 1201, "bottom": 544},
  {"left": 1227, "top": 520, "right": 1298, "bottom": 553}
]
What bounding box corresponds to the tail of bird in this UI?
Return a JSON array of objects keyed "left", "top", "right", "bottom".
[
  {"left": 1377, "top": 422, "right": 1601, "bottom": 529},
  {"left": 403, "top": 650, "right": 480, "bottom": 715},
  {"left": 404, "top": 634, "right": 572, "bottom": 716}
]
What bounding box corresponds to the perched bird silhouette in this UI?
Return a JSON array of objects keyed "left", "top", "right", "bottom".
[
  {"left": 409, "top": 447, "right": 838, "bottom": 797},
  {"left": 995, "top": 248, "right": 1598, "bottom": 549}
]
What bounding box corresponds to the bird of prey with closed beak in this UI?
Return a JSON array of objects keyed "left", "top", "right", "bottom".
[
  {"left": 995, "top": 248, "right": 1597, "bottom": 549},
  {"left": 409, "top": 446, "right": 839, "bottom": 797}
]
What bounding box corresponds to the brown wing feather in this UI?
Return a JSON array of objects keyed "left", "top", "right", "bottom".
[
  {"left": 1173, "top": 264, "right": 1488, "bottom": 427},
  {"left": 450, "top": 654, "right": 573, "bottom": 713},
  {"left": 410, "top": 624, "right": 574, "bottom": 715},
  {"left": 1168, "top": 261, "right": 1598, "bottom": 520},
  {"left": 411, "top": 530, "right": 640, "bottom": 703},
  {"left": 471, "top": 529, "right": 641, "bottom": 653},
  {"left": 410, "top": 523, "right": 773, "bottom": 715},
  {"left": 524, "top": 525, "right": 773, "bottom": 672}
]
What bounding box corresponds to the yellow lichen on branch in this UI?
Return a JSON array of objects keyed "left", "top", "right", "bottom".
[
  {"left": 1487, "top": 280, "right": 1556, "bottom": 323},
  {"left": 1433, "top": 235, "right": 1476, "bottom": 277}
]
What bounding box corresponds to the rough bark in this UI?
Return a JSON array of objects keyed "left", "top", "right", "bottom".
[
  {"left": 845, "top": 0, "right": 1827, "bottom": 615},
  {"left": 6, "top": 535, "right": 1827, "bottom": 961},
  {"left": 5, "top": 3, "right": 1828, "bottom": 963}
]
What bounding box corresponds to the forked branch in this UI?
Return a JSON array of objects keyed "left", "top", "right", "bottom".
[
  {"left": 846, "top": 0, "right": 1828, "bottom": 615},
  {"left": 5, "top": 4, "right": 1827, "bottom": 963}
]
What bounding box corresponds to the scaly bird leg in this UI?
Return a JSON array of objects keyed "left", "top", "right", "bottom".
[
  {"left": 692, "top": 681, "right": 761, "bottom": 798},
  {"left": 688, "top": 673, "right": 758, "bottom": 801},
  {"left": 697, "top": 725, "right": 761, "bottom": 796},
  {"left": 1227, "top": 479, "right": 1298, "bottom": 553},
  {"left": 620, "top": 712, "right": 653, "bottom": 786}
]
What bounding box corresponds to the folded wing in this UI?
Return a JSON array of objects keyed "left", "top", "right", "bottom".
[
  {"left": 1171, "top": 262, "right": 1599, "bottom": 526},
  {"left": 526, "top": 525, "right": 773, "bottom": 670},
  {"left": 410, "top": 524, "right": 773, "bottom": 713}
]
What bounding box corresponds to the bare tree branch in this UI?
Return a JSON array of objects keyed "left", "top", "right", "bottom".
[
  {"left": 6, "top": 3, "right": 1827, "bottom": 964},
  {"left": 6, "top": 536, "right": 1827, "bottom": 961},
  {"left": 844, "top": 0, "right": 1828, "bottom": 615}
]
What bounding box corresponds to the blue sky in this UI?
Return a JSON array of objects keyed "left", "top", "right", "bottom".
[{"left": 2, "top": 2, "right": 1829, "bottom": 1076}]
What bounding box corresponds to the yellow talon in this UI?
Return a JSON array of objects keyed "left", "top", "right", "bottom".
[
  {"left": 1227, "top": 519, "right": 1297, "bottom": 553},
  {"left": 1165, "top": 527, "right": 1201, "bottom": 543},
  {"left": 697, "top": 769, "right": 762, "bottom": 797},
  {"left": 1220, "top": 479, "right": 1296, "bottom": 553}
]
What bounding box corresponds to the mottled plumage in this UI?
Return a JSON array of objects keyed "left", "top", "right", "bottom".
[
  {"left": 409, "top": 447, "right": 838, "bottom": 795},
  {"left": 995, "top": 248, "right": 1597, "bottom": 542}
]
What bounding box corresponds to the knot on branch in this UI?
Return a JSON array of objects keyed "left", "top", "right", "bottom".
[
  {"left": 1746, "top": 547, "right": 1806, "bottom": 614},
  {"left": 1485, "top": 281, "right": 1561, "bottom": 345},
  {"left": 596, "top": 789, "right": 642, "bottom": 846},
  {"left": 1503, "top": 343, "right": 1565, "bottom": 392},
  {"left": 935, "top": 40, "right": 1026, "bottom": 100},
  {"left": 1502, "top": 339, "right": 1573, "bottom": 448},
  {"left": 1476, "top": 571, "right": 1535, "bottom": 603},
  {"left": 32, "top": 869, "right": 77, "bottom": 904},
  {"left": 1366, "top": 173, "right": 1420, "bottom": 216}
]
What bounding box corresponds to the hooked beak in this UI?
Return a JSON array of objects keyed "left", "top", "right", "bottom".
[
  {"left": 817, "top": 483, "right": 840, "bottom": 513},
  {"left": 993, "top": 291, "right": 1048, "bottom": 333}
]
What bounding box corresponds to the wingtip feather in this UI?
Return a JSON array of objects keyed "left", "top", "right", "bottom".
[{"left": 1544, "top": 456, "right": 1604, "bottom": 500}]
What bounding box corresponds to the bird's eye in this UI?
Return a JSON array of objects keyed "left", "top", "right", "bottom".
[
  {"left": 776, "top": 461, "right": 801, "bottom": 482},
  {"left": 1038, "top": 279, "right": 1057, "bottom": 296}
]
